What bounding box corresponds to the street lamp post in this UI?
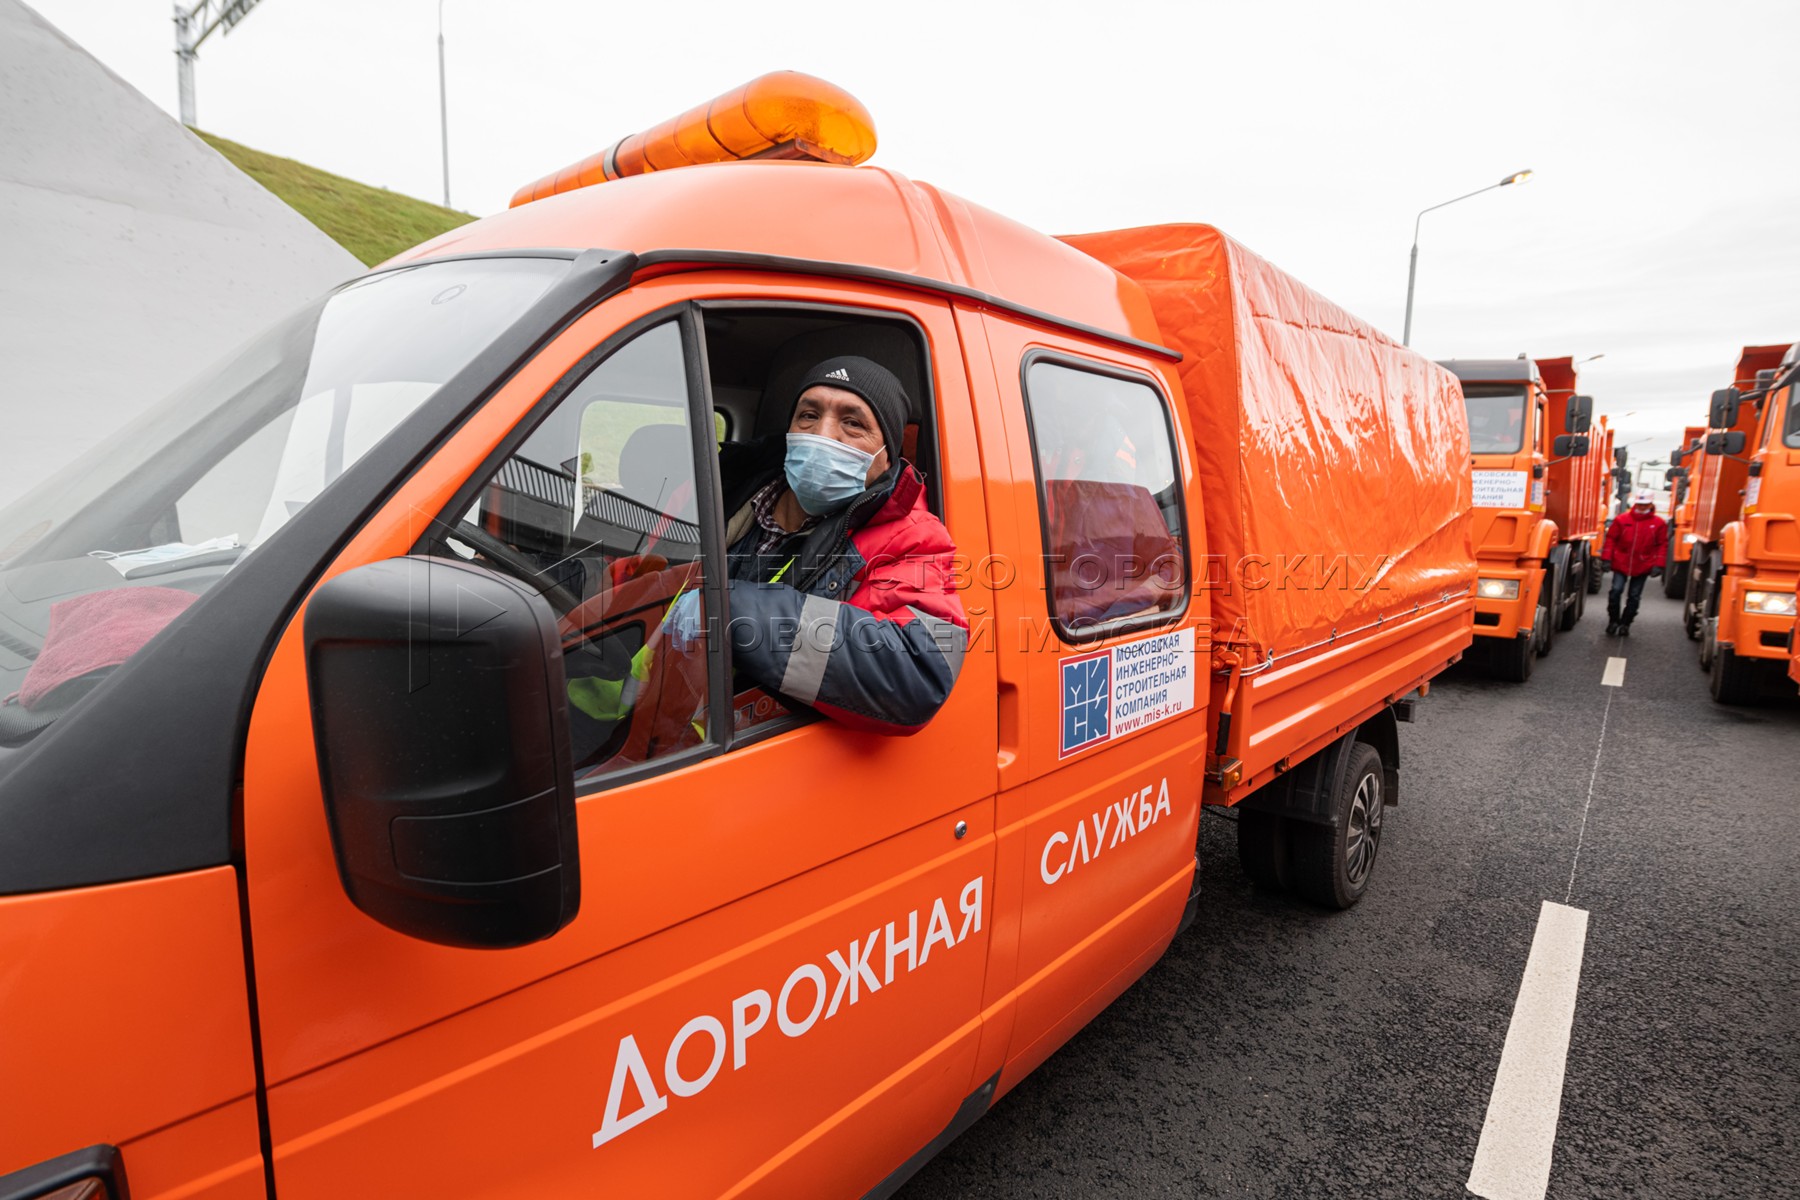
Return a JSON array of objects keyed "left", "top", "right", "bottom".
[
  {"left": 1402, "top": 169, "right": 1533, "bottom": 347},
  {"left": 438, "top": 0, "right": 451, "bottom": 209},
  {"left": 172, "top": 0, "right": 266, "bottom": 128}
]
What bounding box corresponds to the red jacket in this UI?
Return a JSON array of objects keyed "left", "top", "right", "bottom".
[{"left": 1603, "top": 508, "right": 1668, "bottom": 577}]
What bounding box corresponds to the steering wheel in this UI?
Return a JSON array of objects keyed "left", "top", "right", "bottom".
[{"left": 443, "top": 522, "right": 584, "bottom": 614}]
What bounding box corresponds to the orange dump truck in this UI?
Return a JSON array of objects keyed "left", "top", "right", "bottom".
[
  {"left": 0, "top": 74, "right": 1472, "bottom": 1200},
  {"left": 1684, "top": 344, "right": 1788, "bottom": 645},
  {"left": 1438, "top": 355, "right": 1599, "bottom": 680},
  {"left": 1663, "top": 423, "right": 1708, "bottom": 598},
  {"left": 1688, "top": 343, "right": 1800, "bottom": 703}
]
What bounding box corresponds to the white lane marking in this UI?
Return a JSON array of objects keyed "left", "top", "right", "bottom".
[
  {"left": 1600, "top": 657, "right": 1626, "bottom": 687},
  {"left": 1565, "top": 689, "right": 1613, "bottom": 903},
  {"left": 1466, "top": 901, "right": 1591, "bottom": 1200}
]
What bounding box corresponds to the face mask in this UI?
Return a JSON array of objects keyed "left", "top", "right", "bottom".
[{"left": 785, "top": 433, "right": 878, "bottom": 515}]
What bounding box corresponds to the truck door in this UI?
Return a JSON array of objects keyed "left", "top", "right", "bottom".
[
  {"left": 963, "top": 316, "right": 1208, "bottom": 1091},
  {"left": 236, "top": 276, "right": 999, "bottom": 1198}
]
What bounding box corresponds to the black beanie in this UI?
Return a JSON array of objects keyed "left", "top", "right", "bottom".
[{"left": 792, "top": 355, "right": 911, "bottom": 463}]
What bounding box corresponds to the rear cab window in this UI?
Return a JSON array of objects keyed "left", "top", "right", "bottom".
[{"left": 1020, "top": 355, "right": 1188, "bottom": 641}]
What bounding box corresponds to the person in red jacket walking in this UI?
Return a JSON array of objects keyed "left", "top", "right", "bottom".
[{"left": 1602, "top": 489, "right": 1669, "bottom": 636}]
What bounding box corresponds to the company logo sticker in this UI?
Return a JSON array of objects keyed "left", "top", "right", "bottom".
[{"left": 1058, "top": 626, "right": 1194, "bottom": 758}]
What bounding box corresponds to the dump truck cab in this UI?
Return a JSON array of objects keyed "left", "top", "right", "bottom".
[
  {"left": 1701, "top": 342, "right": 1800, "bottom": 703},
  {"left": 1685, "top": 345, "right": 1788, "bottom": 650},
  {"left": 1663, "top": 423, "right": 1707, "bottom": 598},
  {"left": 1440, "top": 356, "right": 1589, "bottom": 680}
]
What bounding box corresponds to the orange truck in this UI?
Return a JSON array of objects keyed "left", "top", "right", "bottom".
[
  {"left": 1438, "top": 355, "right": 1599, "bottom": 680},
  {"left": 1683, "top": 346, "right": 1788, "bottom": 645},
  {"left": 1686, "top": 343, "right": 1800, "bottom": 703},
  {"left": 1662, "top": 423, "right": 1708, "bottom": 599},
  {"left": 0, "top": 74, "right": 1472, "bottom": 1200}
]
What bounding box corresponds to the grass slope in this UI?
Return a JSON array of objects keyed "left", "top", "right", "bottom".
[{"left": 195, "top": 130, "right": 475, "bottom": 266}]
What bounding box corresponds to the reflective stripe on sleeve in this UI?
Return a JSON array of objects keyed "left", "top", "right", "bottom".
[{"left": 779, "top": 593, "right": 840, "bottom": 706}]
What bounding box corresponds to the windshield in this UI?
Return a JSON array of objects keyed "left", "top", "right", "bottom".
[
  {"left": 0, "top": 257, "right": 569, "bottom": 745},
  {"left": 1463, "top": 384, "right": 1528, "bottom": 454}
]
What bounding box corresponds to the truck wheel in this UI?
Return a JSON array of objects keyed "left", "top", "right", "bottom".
[
  {"left": 1535, "top": 568, "right": 1559, "bottom": 657},
  {"left": 1683, "top": 555, "right": 1707, "bottom": 640},
  {"left": 1710, "top": 644, "right": 1764, "bottom": 706},
  {"left": 1697, "top": 555, "right": 1723, "bottom": 670},
  {"left": 1663, "top": 535, "right": 1688, "bottom": 599},
  {"left": 1586, "top": 557, "right": 1604, "bottom": 594},
  {"left": 1236, "top": 808, "right": 1289, "bottom": 891},
  {"left": 1560, "top": 555, "right": 1584, "bottom": 631},
  {"left": 1663, "top": 560, "right": 1687, "bottom": 599},
  {"left": 1491, "top": 632, "right": 1535, "bottom": 682},
  {"left": 1290, "top": 742, "right": 1385, "bottom": 910}
]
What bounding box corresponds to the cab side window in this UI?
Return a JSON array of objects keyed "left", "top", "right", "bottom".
[
  {"left": 425, "top": 319, "right": 717, "bottom": 785},
  {"left": 1022, "top": 357, "right": 1187, "bottom": 639}
]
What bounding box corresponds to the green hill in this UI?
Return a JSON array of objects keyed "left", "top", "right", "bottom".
[{"left": 195, "top": 130, "right": 475, "bottom": 266}]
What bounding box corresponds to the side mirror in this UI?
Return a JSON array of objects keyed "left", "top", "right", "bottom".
[
  {"left": 1710, "top": 387, "right": 1742, "bottom": 429},
  {"left": 305, "top": 556, "right": 579, "bottom": 949},
  {"left": 1669, "top": 447, "right": 1685, "bottom": 467},
  {"left": 1664, "top": 467, "right": 1682, "bottom": 482},
  {"left": 1565, "top": 394, "right": 1593, "bottom": 434},
  {"left": 1705, "top": 430, "right": 1747, "bottom": 455},
  {"left": 1552, "top": 434, "right": 1590, "bottom": 457},
  {"left": 1614, "top": 447, "right": 1629, "bottom": 469}
]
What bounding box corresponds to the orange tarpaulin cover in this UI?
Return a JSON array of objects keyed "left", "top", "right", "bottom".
[{"left": 1062, "top": 225, "right": 1475, "bottom": 661}]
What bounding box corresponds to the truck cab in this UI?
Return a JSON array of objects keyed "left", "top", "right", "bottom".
[
  {"left": 1663, "top": 423, "right": 1707, "bottom": 599},
  {"left": 1700, "top": 342, "right": 1800, "bottom": 703},
  {"left": 0, "top": 74, "right": 1470, "bottom": 1200},
  {"left": 1684, "top": 345, "right": 1788, "bottom": 652},
  {"left": 1439, "top": 356, "right": 1593, "bottom": 680}
]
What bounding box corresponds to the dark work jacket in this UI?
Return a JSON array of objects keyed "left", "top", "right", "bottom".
[{"left": 717, "top": 437, "right": 966, "bottom": 735}]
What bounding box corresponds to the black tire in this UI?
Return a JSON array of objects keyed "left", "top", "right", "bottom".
[
  {"left": 1663, "top": 536, "right": 1688, "bottom": 599},
  {"left": 1697, "top": 554, "right": 1723, "bottom": 671},
  {"left": 1236, "top": 808, "right": 1290, "bottom": 891},
  {"left": 1683, "top": 554, "right": 1707, "bottom": 640},
  {"left": 1290, "top": 743, "right": 1386, "bottom": 910},
  {"left": 1710, "top": 643, "right": 1764, "bottom": 706},
  {"left": 1491, "top": 632, "right": 1535, "bottom": 682},
  {"left": 1535, "top": 567, "right": 1559, "bottom": 657},
  {"left": 1586, "top": 554, "right": 1604, "bottom": 594},
  {"left": 1560, "top": 552, "right": 1584, "bottom": 631}
]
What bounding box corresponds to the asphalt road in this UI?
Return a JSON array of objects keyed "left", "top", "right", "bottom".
[{"left": 901, "top": 585, "right": 1800, "bottom": 1199}]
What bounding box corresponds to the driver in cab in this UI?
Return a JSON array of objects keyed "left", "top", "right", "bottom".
[{"left": 703, "top": 356, "right": 967, "bottom": 734}]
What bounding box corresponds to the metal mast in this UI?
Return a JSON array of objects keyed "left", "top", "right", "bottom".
[
  {"left": 173, "top": 0, "right": 267, "bottom": 127},
  {"left": 438, "top": 0, "right": 451, "bottom": 207}
]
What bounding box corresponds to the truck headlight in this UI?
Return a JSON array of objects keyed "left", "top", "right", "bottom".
[
  {"left": 1682, "top": 533, "right": 1699, "bottom": 545},
  {"left": 1743, "top": 591, "right": 1798, "bottom": 617},
  {"left": 1477, "top": 578, "right": 1521, "bottom": 600}
]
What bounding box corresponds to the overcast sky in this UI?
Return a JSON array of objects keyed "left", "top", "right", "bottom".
[{"left": 31, "top": 0, "right": 1800, "bottom": 475}]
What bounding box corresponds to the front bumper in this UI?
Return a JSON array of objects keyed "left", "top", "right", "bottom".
[
  {"left": 1471, "top": 568, "right": 1535, "bottom": 641},
  {"left": 1718, "top": 577, "right": 1797, "bottom": 661}
]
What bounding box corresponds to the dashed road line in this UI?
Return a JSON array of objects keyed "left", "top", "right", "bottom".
[
  {"left": 1565, "top": 687, "right": 1613, "bottom": 903},
  {"left": 1600, "top": 656, "right": 1626, "bottom": 687},
  {"left": 1466, "top": 900, "right": 1591, "bottom": 1200}
]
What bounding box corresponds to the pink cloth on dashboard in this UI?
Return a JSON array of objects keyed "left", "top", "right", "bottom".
[{"left": 12, "top": 586, "right": 198, "bottom": 710}]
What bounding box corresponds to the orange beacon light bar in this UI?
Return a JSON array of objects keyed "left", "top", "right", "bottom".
[{"left": 509, "top": 71, "right": 877, "bottom": 208}]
